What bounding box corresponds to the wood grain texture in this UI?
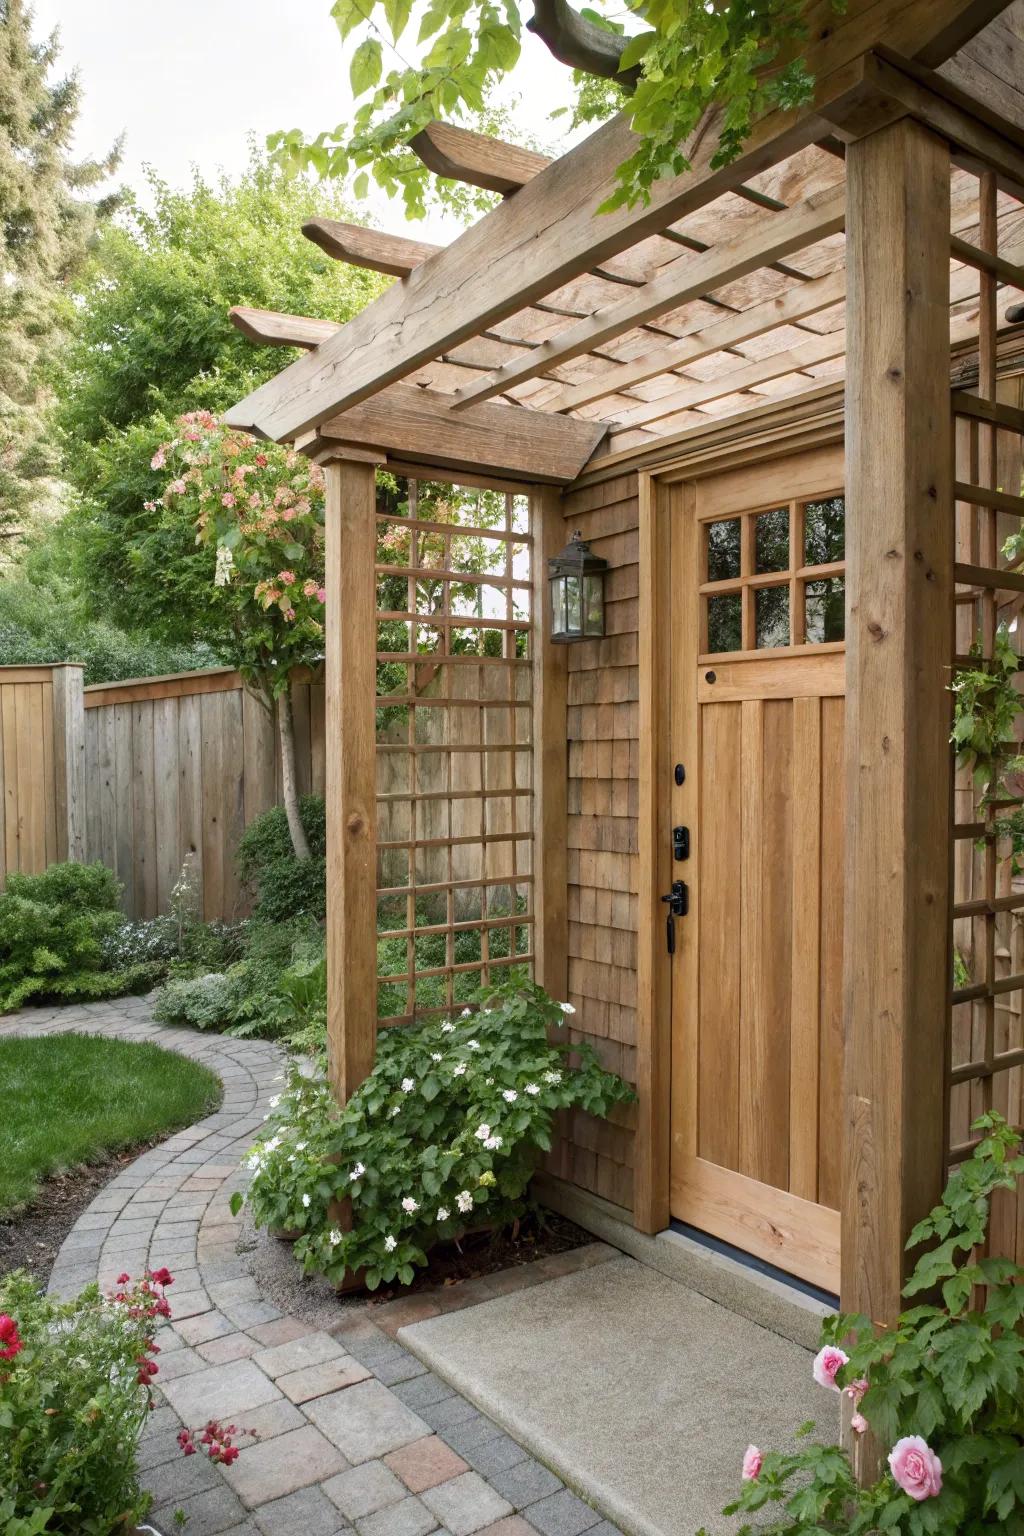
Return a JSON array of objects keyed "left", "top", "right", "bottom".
[
  {"left": 841, "top": 119, "right": 953, "bottom": 1331},
  {"left": 325, "top": 457, "right": 379, "bottom": 1105},
  {"left": 312, "top": 383, "right": 607, "bottom": 485},
  {"left": 531, "top": 487, "right": 569, "bottom": 1003}
]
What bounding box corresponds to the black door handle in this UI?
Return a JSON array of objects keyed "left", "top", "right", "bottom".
[{"left": 661, "top": 881, "right": 688, "bottom": 953}]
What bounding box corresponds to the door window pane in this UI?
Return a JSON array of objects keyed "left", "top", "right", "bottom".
[
  {"left": 706, "top": 518, "right": 741, "bottom": 582},
  {"left": 755, "top": 507, "right": 789, "bottom": 573},
  {"left": 805, "top": 577, "right": 845, "bottom": 643},
  {"left": 755, "top": 586, "right": 789, "bottom": 649},
  {"left": 706, "top": 592, "right": 742, "bottom": 653},
  {"left": 804, "top": 496, "right": 845, "bottom": 566}
]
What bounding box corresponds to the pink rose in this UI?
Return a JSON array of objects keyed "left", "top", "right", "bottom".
[
  {"left": 888, "top": 1436, "right": 942, "bottom": 1501},
  {"left": 169, "top": 478, "right": 186, "bottom": 496},
  {"left": 812, "top": 1345, "right": 848, "bottom": 1391},
  {"left": 741, "top": 1445, "right": 762, "bottom": 1481},
  {"left": 851, "top": 1411, "right": 868, "bottom": 1435},
  {"left": 316, "top": 588, "right": 326, "bottom": 603},
  {"left": 150, "top": 448, "right": 166, "bottom": 470},
  {"left": 279, "top": 570, "right": 296, "bottom": 585},
  {"left": 221, "top": 493, "right": 236, "bottom": 508}
]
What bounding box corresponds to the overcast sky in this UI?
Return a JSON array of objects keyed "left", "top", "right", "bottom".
[{"left": 34, "top": 0, "right": 579, "bottom": 243}]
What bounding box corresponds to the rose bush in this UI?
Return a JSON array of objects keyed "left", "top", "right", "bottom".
[
  {"left": 0, "top": 1267, "right": 173, "bottom": 1534},
  {"left": 232, "top": 978, "right": 634, "bottom": 1290},
  {"left": 704, "top": 1112, "right": 1024, "bottom": 1535}
]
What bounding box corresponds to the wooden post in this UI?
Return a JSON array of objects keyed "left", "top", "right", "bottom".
[
  {"left": 51, "top": 664, "right": 86, "bottom": 863},
  {"left": 842, "top": 117, "right": 953, "bottom": 1358},
  {"left": 531, "top": 486, "right": 568, "bottom": 1002},
  {"left": 324, "top": 453, "right": 380, "bottom": 1105}
]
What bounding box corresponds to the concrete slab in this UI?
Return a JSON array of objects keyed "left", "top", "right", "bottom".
[{"left": 399, "top": 1257, "right": 838, "bottom": 1536}]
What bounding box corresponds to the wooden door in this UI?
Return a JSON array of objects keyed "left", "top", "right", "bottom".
[{"left": 669, "top": 443, "right": 845, "bottom": 1294}]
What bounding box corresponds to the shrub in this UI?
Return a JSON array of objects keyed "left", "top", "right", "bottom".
[
  {"left": 152, "top": 919, "right": 324, "bottom": 1041},
  {"left": 708, "top": 1112, "right": 1024, "bottom": 1536},
  {"left": 234, "top": 978, "right": 634, "bottom": 1290},
  {"left": 0, "top": 1266, "right": 172, "bottom": 1533},
  {"left": 0, "top": 861, "right": 154, "bottom": 1013},
  {"left": 236, "top": 796, "right": 326, "bottom": 923}
]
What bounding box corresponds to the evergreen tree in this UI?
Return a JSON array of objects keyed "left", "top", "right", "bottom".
[{"left": 0, "top": 0, "right": 120, "bottom": 533}]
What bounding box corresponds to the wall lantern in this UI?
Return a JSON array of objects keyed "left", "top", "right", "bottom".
[{"left": 548, "top": 531, "right": 607, "bottom": 643}]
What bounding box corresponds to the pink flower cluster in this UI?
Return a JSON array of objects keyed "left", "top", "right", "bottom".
[
  {"left": 110, "top": 1268, "right": 175, "bottom": 1384},
  {"left": 0, "top": 1312, "right": 23, "bottom": 1361},
  {"left": 742, "top": 1346, "right": 943, "bottom": 1503},
  {"left": 178, "top": 1419, "right": 256, "bottom": 1467}
]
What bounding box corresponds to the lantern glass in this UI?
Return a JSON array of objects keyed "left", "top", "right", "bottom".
[
  {"left": 584, "top": 573, "right": 604, "bottom": 636},
  {"left": 551, "top": 575, "right": 567, "bottom": 638},
  {"left": 565, "top": 574, "right": 582, "bottom": 636}
]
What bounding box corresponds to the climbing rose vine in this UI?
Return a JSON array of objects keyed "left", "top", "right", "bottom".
[{"left": 703, "top": 1113, "right": 1024, "bottom": 1535}]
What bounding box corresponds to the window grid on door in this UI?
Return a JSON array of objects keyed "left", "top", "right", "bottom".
[{"left": 699, "top": 491, "right": 846, "bottom": 657}]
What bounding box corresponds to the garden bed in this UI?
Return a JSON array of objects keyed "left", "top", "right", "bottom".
[
  {"left": 0, "top": 1146, "right": 153, "bottom": 1283},
  {"left": 363, "top": 1208, "right": 591, "bottom": 1303}
]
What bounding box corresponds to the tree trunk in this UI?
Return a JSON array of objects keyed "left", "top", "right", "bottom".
[{"left": 277, "top": 688, "right": 311, "bottom": 861}]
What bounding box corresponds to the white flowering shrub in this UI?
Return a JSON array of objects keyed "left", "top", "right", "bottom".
[{"left": 232, "top": 978, "right": 633, "bottom": 1290}]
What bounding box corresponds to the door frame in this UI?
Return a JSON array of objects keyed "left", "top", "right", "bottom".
[{"left": 633, "top": 411, "right": 845, "bottom": 1238}]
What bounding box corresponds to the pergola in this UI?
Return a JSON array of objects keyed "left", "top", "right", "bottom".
[{"left": 226, "top": 0, "right": 1024, "bottom": 1363}]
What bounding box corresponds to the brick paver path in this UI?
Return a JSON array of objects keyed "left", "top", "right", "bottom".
[{"left": 2, "top": 999, "right": 623, "bottom": 1536}]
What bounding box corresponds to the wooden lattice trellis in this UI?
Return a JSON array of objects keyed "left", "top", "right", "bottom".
[
  {"left": 950, "top": 170, "right": 1024, "bottom": 1258},
  {"left": 373, "top": 476, "right": 535, "bottom": 1025}
]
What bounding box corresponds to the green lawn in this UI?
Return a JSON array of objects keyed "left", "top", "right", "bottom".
[{"left": 0, "top": 1034, "right": 221, "bottom": 1212}]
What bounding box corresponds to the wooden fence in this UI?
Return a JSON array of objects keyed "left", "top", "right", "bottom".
[
  {"left": 0, "top": 664, "right": 325, "bottom": 921},
  {"left": 0, "top": 665, "right": 85, "bottom": 883}
]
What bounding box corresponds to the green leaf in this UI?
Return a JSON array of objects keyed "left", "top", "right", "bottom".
[
  {"left": 383, "top": 0, "right": 413, "bottom": 41},
  {"left": 229, "top": 1189, "right": 244, "bottom": 1217},
  {"left": 350, "top": 38, "right": 383, "bottom": 96}
]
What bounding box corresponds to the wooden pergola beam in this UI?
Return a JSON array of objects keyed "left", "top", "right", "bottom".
[
  {"left": 306, "top": 383, "right": 607, "bottom": 485},
  {"left": 452, "top": 185, "right": 846, "bottom": 410},
  {"left": 302, "top": 218, "right": 441, "bottom": 277},
  {"left": 224, "top": 0, "right": 1008, "bottom": 444},
  {"left": 612, "top": 328, "right": 847, "bottom": 430},
  {"left": 230, "top": 306, "right": 339, "bottom": 350},
  {"left": 410, "top": 120, "right": 551, "bottom": 195},
  {"left": 551, "top": 268, "right": 847, "bottom": 414}
]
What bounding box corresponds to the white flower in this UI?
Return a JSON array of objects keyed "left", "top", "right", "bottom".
[
  {"left": 388, "top": 1105, "right": 401, "bottom": 1117},
  {"left": 484, "top": 1135, "right": 503, "bottom": 1151},
  {"left": 402, "top": 1197, "right": 419, "bottom": 1213},
  {"left": 401, "top": 1077, "right": 415, "bottom": 1093},
  {"left": 431, "top": 1052, "right": 442, "bottom": 1063},
  {"left": 349, "top": 1162, "right": 366, "bottom": 1181},
  {"left": 437, "top": 1207, "right": 450, "bottom": 1222},
  {"left": 453, "top": 1062, "right": 467, "bottom": 1078},
  {"left": 301, "top": 1193, "right": 311, "bottom": 1208},
  {"left": 559, "top": 1002, "right": 576, "bottom": 1015},
  {"left": 295, "top": 1141, "right": 307, "bottom": 1152},
  {"left": 268, "top": 1095, "right": 281, "bottom": 1108},
  {"left": 460, "top": 1009, "right": 472, "bottom": 1018},
  {"left": 456, "top": 1191, "right": 473, "bottom": 1213},
  {"left": 442, "top": 1022, "right": 457, "bottom": 1033},
  {"left": 265, "top": 1136, "right": 281, "bottom": 1152},
  {"left": 384, "top": 1235, "right": 397, "bottom": 1252},
  {"left": 475, "top": 1123, "right": 491, "bottom": 1141},
  {"left": 329, "top": 1229, "right": 342, "bottom": 1246},
  {"left": 544, "top": 1070, "right": 562, "bottom": 1085},
  {"left": 485, "top": 1076, "right": 494, "bottom": 1085},
  {"left": 467, "top": 1039, "right": 480, "bottom": 1050},
  {"left": 502, "top": 1089, "right": 518, "bottom": 1102},
  {"left": 214, "top": 543, "right": 235, "bottom": 587},
  {"left": 287, "top": 1154, "right": 296, "bottom": 1164},
  {"left": 245, "top": 1152, "right": 262, "bottom": 1171},
  {"left": 525, "top": 1083, "right": 540, "bottom": 1095}
]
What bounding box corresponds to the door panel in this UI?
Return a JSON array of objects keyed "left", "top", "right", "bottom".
[{"left": 669, "top": 443, "right": 845, "bottom": 1294}]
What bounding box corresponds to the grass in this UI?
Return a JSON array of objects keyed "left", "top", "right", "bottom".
[{"left": 0, "top": 1033, "right": 222, "bottom": 1213}]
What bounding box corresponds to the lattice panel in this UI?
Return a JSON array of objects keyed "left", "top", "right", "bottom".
[
  {"left": 949, "top": 172, "right": 1024, "bottom": 1266},
  {"left": 374, "top": 476, "right": 534, "bottom": 1025}
]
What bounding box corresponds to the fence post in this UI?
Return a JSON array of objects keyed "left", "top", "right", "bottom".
[
  {"left": 51, "top": 664, "right": 86, "bottom": 863},
  {"left": 324, "top": 451, "right": 381, "bottom": 1105},
  {"left": 531, "top": 487, "right": 569, "bottom": 1004}
]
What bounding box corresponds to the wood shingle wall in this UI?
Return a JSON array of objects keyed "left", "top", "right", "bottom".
[{"left": 552, "top": 471, "right": 642, "bottom": 1213}]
